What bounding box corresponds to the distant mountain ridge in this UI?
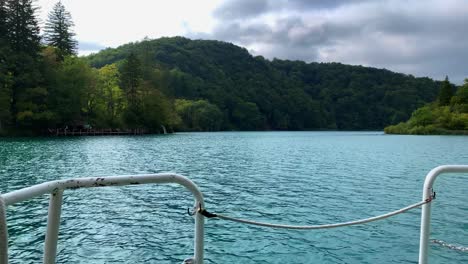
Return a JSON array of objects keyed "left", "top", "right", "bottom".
[{"left": 85, "top": 37, "right": 442, "bottom": 130}]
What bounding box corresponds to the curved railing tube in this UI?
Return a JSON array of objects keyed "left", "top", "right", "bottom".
[
  {"left": 0, "top": 174, "right": 206, "bottom": 264},
  {"left": 418, "top": 165, "right": 468, "bottom": 264},
  {"left": 1, "top": 166, "right": 467, "bottom": 264},
  {"left": 0, "top": 195, "right": 8, "bottom": 264}
]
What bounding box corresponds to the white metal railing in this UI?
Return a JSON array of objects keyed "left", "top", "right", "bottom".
[
  {"left": 418, "top": 165, "right": 468, "bottom": 264},
  {"left": 0, "top": 166, "right": 467, "bottom": 264},
  {"left": 0, "top": 174, "right": 206, "bottom": 264}
]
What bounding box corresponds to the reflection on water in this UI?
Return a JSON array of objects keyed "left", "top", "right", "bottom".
[{"left": 0, "top": 132, "right": 467, "bottom": 263}]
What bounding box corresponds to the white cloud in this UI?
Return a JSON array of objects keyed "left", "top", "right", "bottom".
[
  {"left": 37, "top": 0, "right": 221, "bottom": 49},
  {"left": 199, "top": 0, "right": 468, "bottom": 83},
  {"left": 35, "top": 0, "right": 468, "bottom": 83}
]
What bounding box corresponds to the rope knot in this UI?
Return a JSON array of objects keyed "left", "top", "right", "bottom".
[
  {"left": 199, "top": 209, "right": 218, "bottom": 218},
  {"left": 425, "top": 190, "right": 436, "bottom": 203}
]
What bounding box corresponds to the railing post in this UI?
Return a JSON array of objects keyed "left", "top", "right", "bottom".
[
  {"left": 0, "top": 195, "right": 8, "bottom": 264},
  {"left": 418, "top": 165, "right": 468, "bottom": 264},
  {"left": 1, "top": 174, "right": 207, "bottom": 264},
  {"left": 419, "top": 186, "right": 433, "bottom": 264},
  {"left": 43, "top": 189, "right": 63, "bottom": 264},
  {"left": 194, "top": 210, "right": 204, "bottom": 264}
]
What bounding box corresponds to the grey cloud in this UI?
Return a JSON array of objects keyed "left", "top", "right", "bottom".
[
  {"left": 210, "top": 22, "right": 272, "bottom": 45},
  {"left": 213, "top": 0, "right": 269, "bottom": 20},
  {"left": 197, "top": 0, "right": 468, "bottom": 83},
  {"left": 208, "top": 17, "right": 335, "bottom": 49},
  {"left": 284, "top": 0, "right": 368, "bottom": 10},
  {"left": 214, "top": 0, "right": 369, "bottom": 20}
]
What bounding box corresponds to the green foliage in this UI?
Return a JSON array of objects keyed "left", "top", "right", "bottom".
[
  {"left": 438, "top": 76, "right": 453, "bottom": 106},
  {"left": 49, "top": 55, "right": 95, "bottom": 126},
  {"left": 6, "top": 0, "right": 41, "bottom": 56},
  {"left": 15, "top": 86, "right": 55, "bottom": 129},
  {"left": 232, "top": 100, "right": 264, "bottom": 130},
  {"left": 43, "top": 1, "right": 77, "bottom": 57},
  {"left": 0, "top": 18, "right": 12, "bottom": 132},
  {"left": 0, "top": 0, "right": 8, "bottom": 39},
  {"left": 0, "top": 70, "right": 13, "bottom": 132},
  {"left": 117, "top": 53, "right": 175, "bottom": 132},
  {"left": 139, "top": 88, "right": 172, "bottom": 131},
  {"left": 95, "top": 64, "right": 126, "bottom": 128},
  {"left": 1, "top": 0, "right": 44, "bottom": 133},
  {"left": 120, "top": 53, "right": 142, "bottom": 107},
  {"left": 175, "top": 99, "right": 223, "bottom": 131},
  {"left": 408, "top": 105, "right": 434, "bottom": 126},
  {"left": 86, "top": 37, "right": 441, "bottom": 131},
  {"left": 451, "top": 79, "right": 468, "bottom": 113},
  {"left": 385, "top": 80, "right": 468, "bottom": 135},
  {"left": 0, "top": 10, "right": 451, "bottom": 137}
]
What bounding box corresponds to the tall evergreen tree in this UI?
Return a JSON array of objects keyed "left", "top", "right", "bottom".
[
  {"left": 120, "top": 53, "right": 143, "bottom": 129},
  {"left": 0, "top": 0, "right": 8, "bottom": 41},
  {"left": 438, "top": 76, "right": 453, "bottom": 106},
  {"left": 0, "top": 0, "right": 11, "bottom": 132},
  {"left": 43, "top": 1, "right": 77, "bottom": 57},
  {"left": 6, "top": 0, "right": 41, "bottom": 56},
  {"left": 0, "top": 60, "right": 12, "bottom": 132},
  {"left": 121, "top": 53, "right": 142, "bottom": 106},
  {"left": 6, "top": 0, "right": 46, "bottom": 131}
]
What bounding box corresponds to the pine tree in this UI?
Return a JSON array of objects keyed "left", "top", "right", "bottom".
[
  {"left": 6, "top": 0, "right": 41, "bottom": 56},
  {"left": 121, "top": 53, "right": 142, "bottom": 107},
  {"left": 0, "top": 0, "right": 8, "bottom": 41},
  {"left": 44, "top": 1, "right": 77, "bottom": 57},
  {"left": 121, "top": 53, "right": 146, "bottom": 129},
  {"left": 0, "top": 0, "right": 11, "bottom": 131},
  {"left": 0, "top": 54, "right": 12, "bottom": 132},
  {"left": 438, "top": 76, "right": 453, "bottom": 106},
  {"left": 5, "top": 0, "right": 46, "bottom": 130}
]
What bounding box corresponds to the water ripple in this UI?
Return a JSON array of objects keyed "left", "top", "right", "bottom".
[{"left": 0, "top": 132, "right": 467, "bottom": 263}]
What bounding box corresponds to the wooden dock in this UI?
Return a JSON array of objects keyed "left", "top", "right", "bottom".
[{"left": 50, "top": 129, "right": 150, "bottom": 136}]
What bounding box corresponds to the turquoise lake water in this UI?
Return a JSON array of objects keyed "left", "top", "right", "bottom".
[{"left": 0, "top": 132, "right": 467, "bottom": 263}]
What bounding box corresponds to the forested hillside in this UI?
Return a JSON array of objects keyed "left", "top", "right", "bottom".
[
  {"left": 0, "top": 1, "right": 446, "bottom": 135},
  {"left": 385, "top": 77, "right": 468, "bottom": 134},
  {"left": 86, "top": 37, "right": 442, "bottom": 131}
]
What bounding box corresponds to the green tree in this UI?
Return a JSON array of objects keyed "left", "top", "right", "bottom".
[
  {"left": 43, "top": 1, "right": 77, "bottom": 58},
  {"left": 386, "top": 78, "right": 468, "bottom": 134},
  {"left": 140, "top": 88, "right": 172, "bottom": 132},
  {"left": 174, "top": 99, "right": 223, "bottom": 131},
  {"left": 120, "top": 53, "right": 142, "bottom": 106},
  {"left": 49, "top": 56, "right": 95, "bottom": 127},
  {"left": 0, "top": 70, "right": 12, "bottom": 132},
  {"left": 6, "top": 0, "right": 41, "bottom": 56},
  {"left": 0, "top": 0, "right": 8, "bottom": 40},
  {"left": 408, "top": 105, "right": 434, "bottom": 126},
  {"left": 15, "top": 86, "right": 55, "bottom": 130},
  {"left": 95, "top": 64, "right": 125, "bottom": 127},
  {"left": 451, "top": 79, "right": 468, "bottom": 113},
  {"left": 438, "top": 76, "right": 453, "bottom": 106},
  {"left": 232, "top": 100, "right": 264, "bottom": 130},
  {"left": 5, "top": 0, "right": 43, "bottom": 130},
  {"left": 0, "top": 1, "right": 11, "bottom": 132},
  {"left": 85, "top": 37, "right": 442, "bottom": 131}
]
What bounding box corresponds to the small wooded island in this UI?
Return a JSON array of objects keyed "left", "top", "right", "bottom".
[
  {"left": 385, "top": 77, "right": 468, "bottom": 135},
  {"left": 0, "top": 1, "right": 467, "bottom": 136}
]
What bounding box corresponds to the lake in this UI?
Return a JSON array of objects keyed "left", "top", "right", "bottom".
[{"left": 0, "top": 132, "right": 467, "bottom": 263}]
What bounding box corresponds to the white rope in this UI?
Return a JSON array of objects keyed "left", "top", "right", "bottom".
[{"left": 212, "top": 199, "right": 429, "bottom": 230}]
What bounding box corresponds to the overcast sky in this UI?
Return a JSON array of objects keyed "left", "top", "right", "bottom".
[{"left": 37, "top": 0, "right": 468, "bottom": 83}]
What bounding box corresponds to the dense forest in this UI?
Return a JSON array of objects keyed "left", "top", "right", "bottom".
[
  {"left": 0, "top": 0, "right": 450, "bottom": 136},
  {"left": 385, "top": 77, "right": 468, "bottom": 135},
  {"left": 86, "top": 37, "right": 445, "bottom": 132}
]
